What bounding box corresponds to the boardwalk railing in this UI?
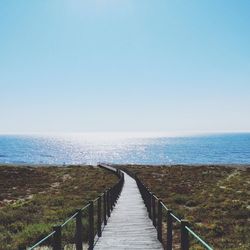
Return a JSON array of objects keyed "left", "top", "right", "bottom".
[
  {"left": 123, "top": 169, "right": 213, "bottom": 250},
  {"left": 27, "top": 167, "right": 124, "bottom": 250}
]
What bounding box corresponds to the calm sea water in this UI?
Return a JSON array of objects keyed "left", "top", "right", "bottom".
[{"left": 0, "top": 133, "right": 250, "bottom": 165}]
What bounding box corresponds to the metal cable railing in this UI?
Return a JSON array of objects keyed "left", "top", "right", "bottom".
[
  {"left": 123, "top": 169, "right": 213, "bottom": 250},
  {"left": 29, "top": 231, "right": 56, "bottom": 250},
  {"left": 26, "top": 167, "right": 124, "bottom": 250}
]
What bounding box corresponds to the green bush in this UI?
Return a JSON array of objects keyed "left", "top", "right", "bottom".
[
  {"left": 173, "top": 194, "right": 189, "bottom": 205},
  {"left": 14, "top": 223, "right": 53, "bottom": 248}
]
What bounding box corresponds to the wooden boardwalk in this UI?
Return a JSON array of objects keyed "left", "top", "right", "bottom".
[{"left": 94, "top": 171, "right": 163, "bottom": 250}]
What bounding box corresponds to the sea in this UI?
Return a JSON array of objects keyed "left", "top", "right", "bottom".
[{"left": 0, "top": 132, "right": 250, "bottom": 165}]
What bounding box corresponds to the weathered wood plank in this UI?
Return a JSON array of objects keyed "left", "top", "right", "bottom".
[{"left": 94, "top": 172, "right": 163, "bottom": 250}]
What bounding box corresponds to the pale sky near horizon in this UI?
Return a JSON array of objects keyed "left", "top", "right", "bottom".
[{"left": 0, "top": 0, "right": 250, "bottom": 134}]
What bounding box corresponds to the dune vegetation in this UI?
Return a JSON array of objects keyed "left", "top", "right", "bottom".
[
  {"left": 0, "top": 165, "right": 117, "bottom": 250},
  {"left": 118, "top": 165, "right": 250, "bottom": 250}
]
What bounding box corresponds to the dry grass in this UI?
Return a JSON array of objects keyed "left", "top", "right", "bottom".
[{"left": 0, "top": 165, "right": 117, "bottom": 250}]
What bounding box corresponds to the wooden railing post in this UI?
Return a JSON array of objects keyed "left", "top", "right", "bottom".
[
  {"left": 157, "top": 200, "right": 162, "bottom": 242},
  {"left": 107, "top": 189, "right": 111, "bottom": 217},
  {"left": 109, "top": 188, "right": 113, "bottom": 211},
  {"left": 88, "top": 201, "right": 94, "bottom": 250},
  {"left": 97, "top": 196, "right": 102, "bottom": 237},
  {"left": 53, "top": 225, "right": 62, "bottom": 250},
  {"left": 75, "top": 210, "right": 83, "bottom": 250},
  {"left": 148, "top": 190, "right": 152, "bottom": 219},
  {"left": 103, "top": 191, "right": 107, "bottom": 225},
  {"left": 111, "top": 187, "right": 115, "bottom": 209},
  {"left": 145, "top": 188, "right": 150, "bottom": 212},
  {"left": 166, "top": 209, "right": 173, "bottom": 250},
  {"left": 152, "top": 194, "right": 156, "bottom": 227},
  {"left": 181, "top": 220, "right": 189, "bottom": 250}
]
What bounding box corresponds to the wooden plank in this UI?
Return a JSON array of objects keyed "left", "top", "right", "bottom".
[{"left": 94, "top": 172, "right": 163, "bottom": 250}]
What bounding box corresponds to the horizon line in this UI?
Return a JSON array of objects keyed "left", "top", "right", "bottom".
[{"left": 0, "top": 130, "right": 250, "bottom": 137}]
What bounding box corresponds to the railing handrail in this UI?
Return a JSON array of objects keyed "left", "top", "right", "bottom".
[
  {"left": 61, "top": 211, "right": 79, "bottom": 228},
  {"left": 28, "top": 198, "right": 93, "bottom": 249},
  {"left": 29, "top": 231, "right": 56, "bottom": 250},
  {"left": 161, "top": 202, "right": 212, "bottom": 249},
  {"left": 80, "top": 203, "right": 90, "bottom": 211},
  {"left": 185, "top": 226, "right": 213, "bottom": 250},
  {"left": 121, "top": 167, "right": 213, "bottom": 250},
  {"left": 28, "top": 165, "right": 124, "bottom": 250}
]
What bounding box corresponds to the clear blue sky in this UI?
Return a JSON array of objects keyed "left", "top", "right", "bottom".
[{"left": 0, "top": 0, "right": 250, "bottom": 134}]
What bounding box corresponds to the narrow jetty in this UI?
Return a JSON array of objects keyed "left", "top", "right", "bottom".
[{"left": 94, "top": 171, "right": 163, "bottom": 250}]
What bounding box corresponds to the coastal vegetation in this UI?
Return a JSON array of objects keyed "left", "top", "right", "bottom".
[
  {"left": 0, "top": 165, "right": 117, "bottom": 250},
  {"left": 118, "top": 165, "right": 250, "bottom": 250}
]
